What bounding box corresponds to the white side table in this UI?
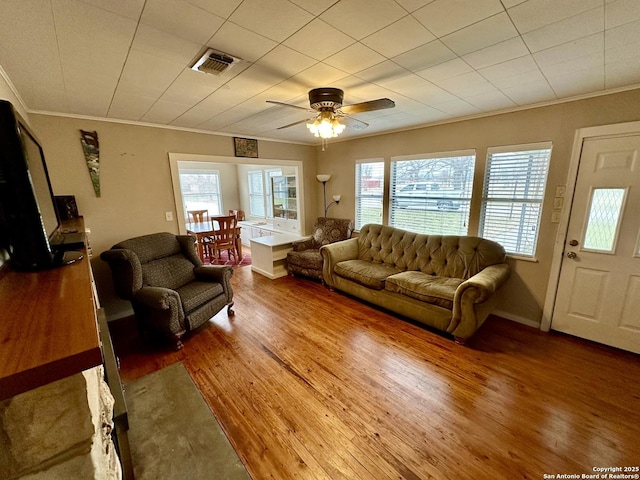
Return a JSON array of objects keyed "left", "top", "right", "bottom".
[{"left": 250, "top": 233, "right": 304, "bottom": 279}]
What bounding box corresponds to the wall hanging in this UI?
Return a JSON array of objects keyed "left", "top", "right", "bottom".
[{"left": 80, "top": 130, "right": 100, "bottom": 197}]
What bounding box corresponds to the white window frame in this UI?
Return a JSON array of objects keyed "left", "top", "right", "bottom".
[
  {"left": 389, "top": 150, "right": 476, "bottom": 236},
  {"left": 355, "top": 160, "right": 385, "bottom": 230},
  {"left": 479, "top": 142, "right": 552, "bottom": 259}
]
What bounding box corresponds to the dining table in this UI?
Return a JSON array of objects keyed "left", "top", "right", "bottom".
[{"left": 186, "top": 219, "right": 242, "bottom": 262}]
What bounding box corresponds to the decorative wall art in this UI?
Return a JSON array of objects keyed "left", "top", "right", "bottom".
[
  {"left": 80, "top": 130, "right": 100, "bottom": 197},
  {"left": 234, "top": 137, "right": 258, "bottom": 158}
]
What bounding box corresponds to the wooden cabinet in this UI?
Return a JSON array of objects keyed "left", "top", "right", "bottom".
[{"left": 271, "top": 175, "right": 300, "bottom": 234}]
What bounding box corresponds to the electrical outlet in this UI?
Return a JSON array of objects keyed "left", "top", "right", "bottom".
[
  {"left": 551, "top": 212, "right": 561, "bottom": 223},
  {"left": 165, "top": 211, "right": 173, "bottom": 221}
]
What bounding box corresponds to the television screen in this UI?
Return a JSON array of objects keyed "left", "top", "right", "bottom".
[{"left": 19, "top": 126, "right": 59, "bottom": 240}]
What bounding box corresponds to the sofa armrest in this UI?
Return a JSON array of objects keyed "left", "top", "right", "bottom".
[
  {"left": 451, "top": 263, "right": 511, "bottom": 336},
  {"left": 194, "top": 265, "right": 234, "bottom": 303},
  {"left": 320, "top": 238, "right": 359, "bottom": 287}
]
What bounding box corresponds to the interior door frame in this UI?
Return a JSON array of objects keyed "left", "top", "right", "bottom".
[{"left": 541, "top": 120, "right": 640, "bottom": 332}]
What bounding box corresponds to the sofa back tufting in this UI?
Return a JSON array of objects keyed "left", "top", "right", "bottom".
[{"left": 357, "top": 224, "right": 506, "bottom": 280}]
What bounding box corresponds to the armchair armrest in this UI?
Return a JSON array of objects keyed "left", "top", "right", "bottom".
[
  {"left": 100, "top": 248, "right": 142, "bottom": 299},
  {"left": 134, "top": 286, "right": 181, "bottom": 311},
  {"left": 320, "top": 238, "right": 359, "bottom": 287},
  {"left": 194, "top": 265, "right": 234, "bottom": 304},
  {"left": 292, "top": 237, "right": 316, "bottom": 251}
]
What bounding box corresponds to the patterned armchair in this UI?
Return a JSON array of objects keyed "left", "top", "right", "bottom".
[
  {"left": 100, "top": 232, "right": 234, "bottom": 350},
  {"left": 286, "top": 217, "right": 354, "bottom": 282}
]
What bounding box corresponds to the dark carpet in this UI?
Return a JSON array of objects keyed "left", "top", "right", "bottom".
[{"left": 125, "top": 362, "right": 250, "bottom": 480}]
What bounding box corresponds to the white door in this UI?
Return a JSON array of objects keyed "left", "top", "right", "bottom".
[{"left": 552, "top": 134, "right": 640, "bottom": 354}]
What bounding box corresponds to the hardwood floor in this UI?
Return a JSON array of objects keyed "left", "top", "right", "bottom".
[{"left": 112, "top": 266, "right": 640, "bottom": 480}]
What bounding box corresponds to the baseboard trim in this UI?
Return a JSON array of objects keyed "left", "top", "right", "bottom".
[{"left": 493, "top": 310, "right": 541, "bottom": 329}]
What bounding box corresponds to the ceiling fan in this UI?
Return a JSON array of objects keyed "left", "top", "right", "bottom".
[{"left": 267, "top": 88, "right": 395, "bottom": 141}]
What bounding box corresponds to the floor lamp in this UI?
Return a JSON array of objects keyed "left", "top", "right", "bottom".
[{"left": 316, "top": 174, "right": 331, "bottom": 217}]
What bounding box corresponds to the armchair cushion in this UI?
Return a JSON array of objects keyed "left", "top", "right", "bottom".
[{"left": 101, "top": 232, "right": 234, "bottom": 349}]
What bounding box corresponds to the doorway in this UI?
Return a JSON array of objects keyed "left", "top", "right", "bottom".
[{"left": 547, "top": 124, "right": 640, "bottom": 354}]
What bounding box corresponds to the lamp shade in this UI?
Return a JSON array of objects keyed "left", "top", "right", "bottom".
[{"left": 316, "top": 174, "right": 331, "bottom": 183}]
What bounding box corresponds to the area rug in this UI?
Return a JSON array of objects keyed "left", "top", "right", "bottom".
[
  {"left": 204, "top": 250, "right": 251, "bottom": 267},
  {"left": 125, "top": 363, "right": 250, "bottom": 480}
]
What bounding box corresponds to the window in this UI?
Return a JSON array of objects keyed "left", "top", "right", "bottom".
[
  {"left": 179, "top": 169, "right": 222, "bottom": 216},
  {"left": 248, "top": 168, "right": 282, "bottom": 218},
  {"left": 389, "top": 151, "right": 475, "bottom": 235},
  {"left": 355, "top": 161, "right": 384, "bottom": 230},
  {"left": 480, "top": 143, "right": 552, "bottom": 257}
]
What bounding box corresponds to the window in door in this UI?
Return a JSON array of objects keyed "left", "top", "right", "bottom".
[
  {"left": 583, "top": 187, "right": 627, "bottom": 253},
  {"left": 479, "top": 143, "right": 552, "bottom": 257},
  {"left": 389, "top": 151, "right": 475, "bottom": 235},
  {"left": 355, "top": 161, "right": 384, "bottom": 230},
  {"left": 179, "top": 169, "right": 222, "bottom": 216}
]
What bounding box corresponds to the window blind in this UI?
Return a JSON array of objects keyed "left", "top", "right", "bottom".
[
  {"left": 248, "top": 170, "right": 264, "bottom": 217},
  {"left": 479, "top": 145, "right": 552, "bottom": 257},
  {"left": 389, "top": 153, "right": 475, "bottom": 235},
  {"left": 355, "top": 161, "right": 384, "bottom": 230},
  {"left": 179, "top": 169, "right": 222, "bottom": 215}
]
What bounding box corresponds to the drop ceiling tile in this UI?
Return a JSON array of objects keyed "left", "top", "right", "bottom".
[
  {"left": 120, "top": 49, "right": 186, "bottom": 92},
  {"left": 293, "top": 63, "right": 349, "bottom": 88},
  {"left": 431, "top": 99, "right": 480, "bottom": 116},
  {"left": 533, "top": 33, "right": 604, "bottom": 69},
  {"left": 385, "top": 76, "right": 459, "bottom": 104},
  {"left": 606, "top": 38, "right": 640, "bottom": 63},
  {"left": 435, "top": 71, "right": 497, "bottom": 97},
  {"left": 546, "top": 66, "right": 604, "bottom": 97},
  {"left": 605, "top": 18, "right": 640, "bottom": 50},
  {"left": 77, "top": 0, "right": 145, "bottom": 20},
  {"left": 356, "top": 61, "right": 410, "bottom": 85},
  {"left": 462, "top": 37, "right": 529, "bottom": 69},
  {"left": 229, "top": 0, "right": 313, "bottom": 43},
  {"left": 185, "top": 0, "right": 243, "bottom": 19},
  {"left": 522, "top": 6, "right": 603, "bottom": 53},
  {"left": 140, "top": 0, "right": 225, "bottom": 44},
  {"left": 392, "top": 40, "right": 456, "bottom": 71},
  {"left": 361, "top": 15, "right": 436, "bottom": 58},
  {"left": 283, "top": 19, "right": 355, "bottom": 61},
  {"left": 507, "top": 0, "right": 602, "bottom": 34},
  {"left": 320, "top": 0, "right": 406, "bottom": 40},
  {"left": 606, "top": 0, "right": 640, "bottom": 28},
  {"left": 416, "top": 58, "right": 473, "bottom": 82},
  {"left": 464, "top": 90, "right": 517, "bottom": 111},
  {"left": 131, "top": 24, "right": 202, "bottom": 64},
  {"left": 605, "top": 56, "right": 640, "bottom": 88},
  {"left": 108, "top": 90, "right": 157, "bottom": 120},
  {"left": 142, "top": 100, "right": 193, "bottom": 124},
  {"left": 160, "top": 69, "right": 229, "bottom": 105},
  {"left": 208, "top": 21, "right": 277, "bottom": 62},
  {"left": 288, "top": 0, "right": 340, "bottom": 16},
  {"left": 412, "top": 0, "right": 505, "bottom": 37},
  {"left": 324, "top": 43, "right": 386, "bottom": 75},
  {"left": 256, "top": 45, "right": 317, "bottom": 79},
  {"left": 395, "top": 0, "right": 438, "bottom": 13},
  {"left": 64, "top": 78, "right": 117, "bottom": 117},
  {"left": 479, "top": 55, "right": 540, "bottom": 84},
  {"left": 501, "top": 79, "right": 557, "bottom": 105},
  {"left": 501, "top": 0, "right": 526, "bottom": 6},
  {"left": 539, "top": 51, "right": 603, "bottom": 78},
  {"left": 18, "top": 83, "right": 69, "bottom": 113},
  {"left": 441, "top": 12, "right": 519, "bottom": 56}
]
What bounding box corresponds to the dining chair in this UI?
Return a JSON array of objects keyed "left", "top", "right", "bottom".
[
  {"left": 211, "top": 215, "right": 239, "bottom": 264},
  {"left": 228, "top": 209, "right": 246, "bottom": 221},
  {"left": 187, "top": 209, "right": 209, "bottom": 223}
]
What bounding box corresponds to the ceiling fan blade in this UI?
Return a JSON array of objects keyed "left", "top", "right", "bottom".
[
  {"left": 340, "top": 98, "right": 395, "bottom": 115},
  {"left": 266, "top": 100, "right": 312, "bottom": 112},
  {"left": 276, "top": 118, "right": 311, "bottom": 130},
  {"left": 342, "top": 116, "right": 369, "bottom": 130}
]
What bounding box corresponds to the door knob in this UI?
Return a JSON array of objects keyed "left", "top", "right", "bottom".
[
  {"left": 569, "top": 239, "right": 579, "bottom": 246},
  {"left": 567, "top": 251, "right": 577, "bottom": 259}
]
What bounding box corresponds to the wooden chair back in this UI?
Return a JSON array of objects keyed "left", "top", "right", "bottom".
[
  {"left": 228, "top": 209, "right": 245, "bottom": 221},
  {"left": 187, "top": 209, "right": 209, "bottom": 223},
  {"left": 211, "top": 215, "right": 238, "bottom": 263}
]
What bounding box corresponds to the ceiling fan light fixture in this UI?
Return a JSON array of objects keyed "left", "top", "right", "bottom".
[{"left": 307, "top": 111, "right": 345, "bottom": 139}]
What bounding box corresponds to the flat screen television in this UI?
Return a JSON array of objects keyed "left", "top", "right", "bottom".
[{"left": 0, "top": 100, "right": 81, "bottom": 270}]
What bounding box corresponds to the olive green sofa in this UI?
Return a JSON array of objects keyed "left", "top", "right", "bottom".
[{"left": 320, "top": 224, "right": 510, "bottom": 343}]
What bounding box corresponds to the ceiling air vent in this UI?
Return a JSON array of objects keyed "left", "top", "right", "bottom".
[{"left": 191, "top": 48, "right": 240, "bottom": 76}]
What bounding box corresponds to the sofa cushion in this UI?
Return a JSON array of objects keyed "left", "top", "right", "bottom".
[
  {"left": 335, "top": 260, "right": 402, "bottom": 290},
  {"left": 385, "top": 271, "right": 463, "bottom": 310}
]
